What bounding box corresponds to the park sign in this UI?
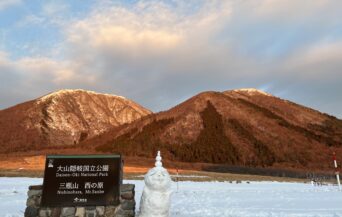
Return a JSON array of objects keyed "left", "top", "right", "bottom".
[{"left": 41, "top": 155, "right": 122, "bottom": 207}]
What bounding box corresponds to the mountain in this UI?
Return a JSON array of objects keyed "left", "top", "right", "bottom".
[
  {"left": 0, "top": 89, "right": 151, "bottom": 153},
  {"left": 90, "top": 88, "right": 342, "bottom": 170}
]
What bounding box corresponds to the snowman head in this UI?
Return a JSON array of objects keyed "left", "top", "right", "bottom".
[
  {"left": 144, "top": 151, "right": 171, "bottom": 191},
  {"left": 145, "top": 167, "right": 171, "bottom": 191}
]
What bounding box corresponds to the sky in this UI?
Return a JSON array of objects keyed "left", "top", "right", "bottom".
[{"left": 0, "top": 0, "right": 342, "bottom": 118}]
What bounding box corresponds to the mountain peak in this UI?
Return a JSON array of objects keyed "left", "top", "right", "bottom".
[
  {"left": 231, "top": 88, "right": 272, "bottom": 96},
  {"left": 91, "top": 88, "right": 342, "bottom": 171},
  {"left": 0, "top": 89, "right": 151, "bottom": 152},
  {"left": 38, "top": 89, "right": 126, "bottom": 102}
]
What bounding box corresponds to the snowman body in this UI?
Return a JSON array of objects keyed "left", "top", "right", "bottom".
[{"left": 139, "top": 152, "right": 172, "bottom": 217}]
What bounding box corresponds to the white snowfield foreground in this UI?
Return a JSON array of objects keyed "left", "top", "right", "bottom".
[{"left": 1, "top": 178, "right": 342, "bottom": 217}]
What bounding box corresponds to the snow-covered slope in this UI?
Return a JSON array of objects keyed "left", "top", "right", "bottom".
[
  {"left": 0, "top": 89, "right": 152, "bottom": 152},
  {"left": 1, "top": 178, "right": 341, "bottom": 217}
]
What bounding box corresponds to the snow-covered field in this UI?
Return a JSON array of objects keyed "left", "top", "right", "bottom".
[{"left": 1, "top": 177, "right": 342, "bottom": 217}]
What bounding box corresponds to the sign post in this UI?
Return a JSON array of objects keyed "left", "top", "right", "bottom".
[
  {"left": 176, "top": 168, "right": 179, "bottom": 192},
  {"left": 333, "top": 152, "right": 341, "bottom": 191},
  {"left": 41, "top": 155, "right": 122, "bottom": 207}
]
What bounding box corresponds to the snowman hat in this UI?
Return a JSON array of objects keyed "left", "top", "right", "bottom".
[
  {"left": 155, "top": 150, "right": 162, "bottom": 167},
  {"left": 145, "top": 150, "right": 169, "bottom": 179}
]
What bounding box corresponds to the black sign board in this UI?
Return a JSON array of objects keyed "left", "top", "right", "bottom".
[{"left": 41, "top": 155, "right": 122, "bottom": 207}]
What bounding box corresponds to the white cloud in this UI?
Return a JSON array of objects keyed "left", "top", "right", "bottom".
[
  {"left": 1, "top": 0, "right": 342, "bottom": 117},
  {"left": 42, "top": 1, "right": 69, "bottom": 17},
  {"left": 0, "top": 0, "right": 21, "bottom": 11},
  {"left": 16, "top": 14, "right": 45, "bottom": 27},
  {"left": 65, "top": 1, "right": 231, "bottom": 54},
  {"left": 255, "top": 0, "right": 328, "bottom": 18},
  {"left": 283, "top": 41, "right": 342, "bottom": 80},
  {"left": 0, "top": 51, "right": 9, "bottom": 63},
  {"left": 0, "top": 52, "right": 97, "bottom": 89}
]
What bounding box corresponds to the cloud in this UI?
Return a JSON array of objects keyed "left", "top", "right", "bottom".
[
  {"left": 16, "top": 14, "right": 45, "bottom": 27},
  {"left": 54, "top": 1, "right": 239, "bottom": 107},
  {"left": 1, "top": 0, "right": 342, "bottom": 118},
  {"left": 255, "top": 0, "right": 328, "bottom": 19},
  {"left": 65, "top": 1, "right": 231, "bottom": 53},
  {"left": 42, "top": 1, "right": 69, "bottom": 17},
  {"left": 60, "top": 0, "right": 342, "bottom": 116},
  {"left": 0, "top": 0, "right": 21, "bottom": 11},
  {"left": 283, "top": 41, "right": 342, "bottom": 80},
  {"left": 0, "top": 51, "right": 98, "bottom": 107}
]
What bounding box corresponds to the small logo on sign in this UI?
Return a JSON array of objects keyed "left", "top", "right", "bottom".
[
  {"left": 74, "top": 197, "right": 87, "bottom": 203},
  {"left": 48, "top": 159, "right": 54, "bottom": 168}
]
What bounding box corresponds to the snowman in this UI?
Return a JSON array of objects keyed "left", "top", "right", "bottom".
[{"left": 138, "top": 151, "right": 172, "bottom": 217}]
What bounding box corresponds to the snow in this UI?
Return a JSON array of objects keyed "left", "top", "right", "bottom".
[
  {"left": 0, "top": 178, "right": 42, "bottom": 217},
  {"left": 234, "top": 88, "right": 272, "bottom": 96},
  {"left": 38, "top": 89, "right": 126, "bottom": 103},
  {"left": 1, "top": 177, "right": 342, "bottom": 217}
]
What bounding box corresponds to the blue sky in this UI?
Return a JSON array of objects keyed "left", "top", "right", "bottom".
[
  {"left": 0, "top": 0, "right": 94, "bottom": 58},
  {"left": 0, "top": 0, "right": 342, "bottom": 118}
]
